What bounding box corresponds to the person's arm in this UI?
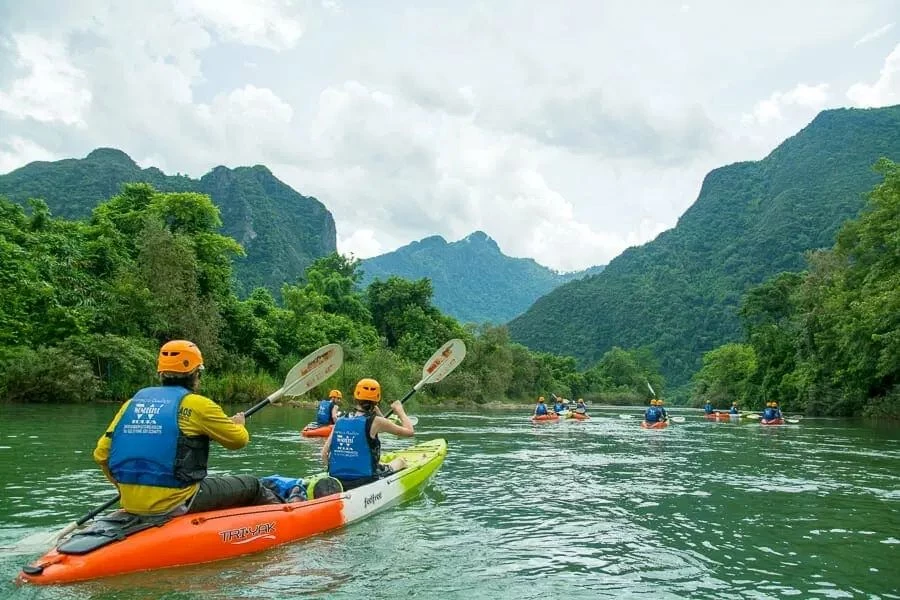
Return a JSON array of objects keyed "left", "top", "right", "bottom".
[
  {"left": 331, "top": 404, "right": 341, "bottom": 422},
  {"left": 187, "top": 395, "right": 250, "bottom": 449},
  {"left": 93, "top": 401, "right": 131, "bottom": 487},
  {"left": 372, "top": 401, "right": 414, "bottom": 437}
]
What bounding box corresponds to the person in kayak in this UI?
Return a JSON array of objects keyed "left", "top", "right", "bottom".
[
  {"left": 704, "top": 401, "right": 714, "bottom": 414},
  {"left": 315, "top": 389, "right": 343, "bottom": 426},
  {"left": 644, "top": 399, "right": 662, "bottom": 423},
  {"left": 93, "top": 340, "right": 281, "bottom": 517},
  {"left": 575, "top": 398, "right": 588, "bottom": 414},
  {"left": 729, "top": 402, "right": 740, "bottom": 415},
  {"left": 534, "top": 396, "right": 549, "bottom": 417},
  {"left": 322, "top": 377, "right": 415, "bottom": 491},
  {"left": 762, "top": 401, "right": 783, "bottom": 421},
  {"left": 657, "top": 398, "right": 669, "bottom": 422},
  {"left": 552, "top": 397, "right": 566, "bottom": 414}
]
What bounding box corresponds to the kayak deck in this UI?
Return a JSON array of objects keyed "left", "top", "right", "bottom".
[{"left": 19, "top": 439, "right": 447, "bottom": 585}]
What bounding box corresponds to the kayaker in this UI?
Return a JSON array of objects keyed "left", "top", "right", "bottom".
[
  {"left": 94, "top": 340, "right": 281, "bottom": 517},
  {"left": 534, "top": 396, "right": 549, "bottom": 417},
  {"left": 644, "top": 399, "right": 662, "bottom": 423},
  {"left": 729, "top": 402, "right": 739, "bottom": 415},
  {"left": 762, "top": 401, "right": 783, "bottom": 421},
  {"left": 315, "top": 389, "right": 343, "bottom": 426},
  {"left": 575, "top": 398, "right": 588, "bottom": 414},
  {"left": 657, "top": 398, "right": 669, "bottom": 422},
  {"left": 552, "top": 397, "right": 566, "bottom": 414},
  {"left": 704, "top": 401, "right": 714, "bottom": 414},
  {"left": 322, "top": 378, "right": 414, "bottom": 491}
]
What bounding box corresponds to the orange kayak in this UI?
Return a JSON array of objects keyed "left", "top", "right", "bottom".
[
  {"left": 704, "top": 412, "right": 737, "bottom": 421},
  {"left": 568, "top": 412, "right": 590, "bottom": 420},
  {"left": 531, "top": 414, "right": 559, "bottom": 422},
  {"left": 640, "top": 420, "right": 669, "bottom": 429},
  {"left": 18, "top": 439, "right": 447, "bottom": 585},
  {"left": 760, "top": 418, "right": 785, "bottom": 426},
  {"left": 301, "top": 423, "right": 333, "bottom": 438}
]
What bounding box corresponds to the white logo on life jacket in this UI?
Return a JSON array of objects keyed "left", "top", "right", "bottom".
[{"left": 218, "top": 522, "right": 276, "bottom": 544}]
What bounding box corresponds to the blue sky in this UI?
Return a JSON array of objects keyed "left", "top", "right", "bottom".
[{"left": 0, "top": 0, "right": 898, "bottom": 270}]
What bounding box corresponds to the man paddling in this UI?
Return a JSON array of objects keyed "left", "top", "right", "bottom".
[
  {"left": 315, "top": 389, "right": 343, "bottom": 426},
  {"left": 93, "top": 340, "right": 281, "bottom": 516}
]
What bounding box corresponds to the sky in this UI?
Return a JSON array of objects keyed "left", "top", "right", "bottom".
[{"left": 0, "top": 1, "right": 898, "bottom": 271}]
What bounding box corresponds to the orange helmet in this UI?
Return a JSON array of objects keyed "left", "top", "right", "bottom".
[
  {"left": 329, "top": 389, "right": 343, "bottom": 400},
  {"left": 354, "top": 378, "right": 381, "bottom": 402},
  {"left": 538, "top": 396, "right": 545, "bottom": 402},
  {"left": 157, "top": 340, "right": 203, "bottom": 376}
]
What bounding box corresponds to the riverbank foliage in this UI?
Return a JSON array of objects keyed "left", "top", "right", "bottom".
[
  {"left": 693, "top": 160, "right": 900, "bottom": 418},
  {"left": 0, "top": 184, "right": 663, "bottom": 407}
]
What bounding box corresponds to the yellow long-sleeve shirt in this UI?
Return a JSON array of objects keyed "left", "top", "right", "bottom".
[{"left": 94, "top": 392, "right": 250, "bottom": 515}]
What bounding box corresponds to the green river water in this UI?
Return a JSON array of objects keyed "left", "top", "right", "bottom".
[{"left": 0, "top": 404, "right": 898, "bottom": 599}]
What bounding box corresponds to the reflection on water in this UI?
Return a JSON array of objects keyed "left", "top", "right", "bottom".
[{"left": 1, "top": 405, "right": 898, "bottom": 599}]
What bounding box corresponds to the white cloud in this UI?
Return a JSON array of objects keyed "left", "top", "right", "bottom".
[
  {"left": 741, "top": 83, "right": 831, "bottom": 126},
  {"left": 0, "top": 136, "right": 56, "bottom": 174},
  {"left": 0, "top": 34, "right": 92, "bottom": 126},
  {"left": 339, "top": 228, "right": 383, "bottom": 258},
  {"left": 853, "top": 23, "right": 894, "bottom": 47},
  {"left": 176, "top": 0, "right": 305, "bottom": 50},
  {"left": 847, "top": 43, "right": 900, "bottom": 108}
]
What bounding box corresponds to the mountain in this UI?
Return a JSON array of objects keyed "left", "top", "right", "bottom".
[
  {"left": 508, "top": 105, "right": 900, "bottom": 386},
  {"left": 0, "top": 148, "right": 336, "bottom": 295},
  {"left": 360, "top": 231, "right": 604, "bottom": 324}
]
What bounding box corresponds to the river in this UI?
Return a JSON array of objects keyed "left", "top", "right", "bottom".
[{"left": 1, "top": 404, "right": 898, "bottom": 599}]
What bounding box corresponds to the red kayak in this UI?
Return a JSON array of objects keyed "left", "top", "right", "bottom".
[
  {"left": 760, "top": 418, "right": 785, "bottom": 426},
  {"left": 705, "top": 412, "right": 738, "bottom": 421},
  {"left": 568, "top": 412, "right": 590, "bottom": 421},
  {"left": 531, "top": 414, "right": 559, "bottom": 423},
  {"left": 640, "top": 420, "right": 669, "bottom": 429},
  {"left": 301, "top": 423, "right": 333, "bottom": 438}
]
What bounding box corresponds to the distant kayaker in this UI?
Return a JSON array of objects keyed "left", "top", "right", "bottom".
[
  {"left": 644, "top": 399, "right": 662, "bottom": 423},
  {"left": 657, "top": 398, "right": 669, "bottom": 422},
  {"left": 575, "top": 398, "right": 588, "bottom": 414},
  {"left": 534, "top": 396, "right": 549, "bottom": 417},
  {"left": 704, "top": 401, "right": 714, "bottom": 414},
  {"left": 762, "top": 401, "right": 783, "bottom": 421},
  {"left": 322, "top": 378, "right": 415, "bottom": 491},
  {"left": 729, "top": 402, "right": 739, "bottom": 415},
  {"left": 553, "top": 397, "right": 566, "bottom": 414},
  {"left": 94, "top": 340, "right": 281, "bottom": 517},
  {"left": 316, "top": 389, "right": 343, "bottom": 426}
]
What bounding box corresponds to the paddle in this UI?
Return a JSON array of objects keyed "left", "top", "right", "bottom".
[
  {"left": 383, "top": 338, "right": 467, "bottom": 420},
  {"left": 645, "top": 381, "right": 673, "bottom": 425},
  {"left": 9, "top": 343, "right": 344, "bottom": 555}
]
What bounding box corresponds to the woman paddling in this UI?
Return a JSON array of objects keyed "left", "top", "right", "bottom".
[{"left": 322, "top": 378, "right": 415, "bottom": 491}]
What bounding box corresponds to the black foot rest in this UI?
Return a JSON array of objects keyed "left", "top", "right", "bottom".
[{"left": 58, "top": 511, "right": 171, "bottom": 556}]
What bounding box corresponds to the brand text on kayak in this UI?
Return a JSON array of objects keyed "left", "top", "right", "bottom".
[{"left": 219, "top": 522, "right": 276, "bottom": 544}]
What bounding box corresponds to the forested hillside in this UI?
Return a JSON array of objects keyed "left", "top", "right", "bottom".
[
  {"left": 0, "top": 148, "right": 336, "bottom": 295},
  {"left": 361, "top": 231, "right": 604, "bottom": 323},
  {"left": 508, "top": 105, "right": 900, "bottom": 386}
]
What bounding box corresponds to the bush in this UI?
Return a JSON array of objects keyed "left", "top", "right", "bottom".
[
  {"left": 0, "top": 346, "right": 100, "bottom": 403},
  {"left": 200, "top": 371, "right": 281, "bottom": 405}
]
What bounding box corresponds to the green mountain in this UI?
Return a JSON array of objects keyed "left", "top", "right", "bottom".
[
  {"left": 0, "top": 148, "right": 336, "bottom": 295},
  {"left": 508, "top": 105, "right": 900, "bottom": 386},
  {"left": 360, "top": 231, "right": 605, "bottom": 323}
]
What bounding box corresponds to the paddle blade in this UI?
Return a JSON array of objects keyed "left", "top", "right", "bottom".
[
  {"left": 618, "top": 414, "right": 635, "bottom": 420},
  {"left": 420, "top": 339, "right": 466, "bottom": 385},
  {"left": 647, "top": 382, "right": 656, "bottom": 397},
  {"left": 671, "top": 416, "right": 686, "bottom": 423},
  {"left": 282, "top": 343, "right": 343, "bottom": 398}
]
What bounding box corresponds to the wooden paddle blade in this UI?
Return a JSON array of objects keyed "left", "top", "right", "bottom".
[{"left": 420, "top": 339, "right": 466, "bottom": 384}]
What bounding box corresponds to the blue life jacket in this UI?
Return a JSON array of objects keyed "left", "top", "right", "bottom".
[
  {"left": 645, "top": 407, "right": 660, "bottom": 422},
  {"left": 730, "top": 406, "right": 739, "bottom": 414},
  {"left": 316, "top": 399, "right": 335, "bottom": 425},
  {"left": 576, "top": 402, "right": 586, "bottom": 412},
  {"left": 554, "top": 403, "right": 565, "bottom": 413},
  {"left": 763, "top": 407, "right": 778, "bottom": 420},
  {"left": 260, "top": 474, "right": 306, "bottom": 502},
  {"left": 704, "top": 403, "right": 714, "bottom": 414},
  {"left": 328, "top": 414, "right": 379, "bottom": 481},
  {"left": 535, "top": 403, "right": 548, "bottom": 416},
  {"left": 108, "top": 386, "right": 208, "bottom": 488}
]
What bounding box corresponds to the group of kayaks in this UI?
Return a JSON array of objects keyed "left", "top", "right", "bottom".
[
  {"left": 532, "top": 411, "right": 797, "bottom": 428},
  {"left": 18, "top": 439, "right": 447, "bottom": 585}
]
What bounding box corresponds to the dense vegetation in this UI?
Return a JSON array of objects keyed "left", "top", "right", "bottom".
[
  {"left": 692, "top": 159, "right": 900, "bottom": 418},
  {"left": 0, "top": 184, "right": 660, "bottom": 407},
  {"left": 360, "top": 231, "right": 604, "bottom": 324},
  {"left": 0, "top": 148, "right": 336, "bottom": 296},
  {"left": 509, "top": 106, "right": 900, "bottom": 390}
]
